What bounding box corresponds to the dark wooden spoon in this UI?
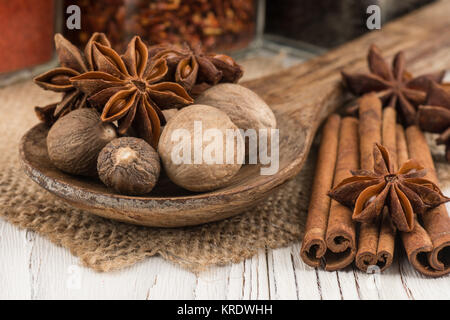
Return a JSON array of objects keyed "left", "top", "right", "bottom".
[{"left": 19, "top": 1, "right": 450, "bottom": 227}]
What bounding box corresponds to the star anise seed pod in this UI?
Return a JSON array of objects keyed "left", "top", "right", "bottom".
[
  {"left": 148, "top": 43, "right": 243, "bottom": 97},
  {"left": 34, "top": 33, "right": 111, "bottom": 125},
  {"left": 71, "top": 36, "right": 193, "bottom": 148},
  {"left": 328, "top": 143, "right": 450, "bottom": 232},
  {"left": 417, "top": 82, "right": 450, "bottom": 162},
  {"left": 342, "top": 44, "right": 445, "bottom": 126}
]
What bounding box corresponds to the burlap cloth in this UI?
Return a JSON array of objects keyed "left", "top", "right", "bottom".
[
  {"left": 1, "top": 68, "right": 448, "bottom": 273},
  {"left": 0, "top": 77, "right": 314, "bottom": 272}
]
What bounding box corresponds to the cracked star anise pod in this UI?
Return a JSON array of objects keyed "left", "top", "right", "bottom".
[
  {"left": 342, "top": 44, "right": 445, "bottom": 126},
  {"left": 71, "top": 36, "right": 193, "bottom": 148},
  {"left": 148, "top": 43, "right": 243, "bottom": 97},
  {"left": 34, "top": 33, "right": 111, "bottom": 125},
  {"left": 328, "top": 143, "right": 450, "bottom": 232},
  {"left": 417, "top": 82, "right": 450, "bottom": 162}
]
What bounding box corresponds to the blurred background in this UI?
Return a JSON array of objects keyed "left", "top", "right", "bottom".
[{"left": 0, "top": 0, "right": 436, "bottom": 86}]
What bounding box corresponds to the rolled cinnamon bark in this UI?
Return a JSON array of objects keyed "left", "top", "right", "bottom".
[
  {"left": 355, "top": 224, "right": 379, "bottom": 270},
  {"left": 301, "top": 114, "right": 341, "bottom": 267},
  {"left": 359, "top": 93, "right": 382, "bottom": 170},
  {"left": 398, "top": 125, "right": 435, "bottom": 275},
  {"left": 396, "top": 125, "right": 408, "bottom": 165},
  {"left": 401, "top": 215, "right": 435, "bottom": 275},
  {"left": 324, "top": 117, "right": 358, "bottom": 270},
  {"left": 355, "top": 93, "right": 382, "bottom": 271},
  {"left": 403, "top": 126, "right": 450, "bottom": 277},
  {"left": 377, "top": 207, "right": 395, "bottom": 271},
  {"left": 382, "top": 107, "right": 398, "bottom": 171},
  {"left": 375, "top": 107, "right": 397, "bottom": 271}
]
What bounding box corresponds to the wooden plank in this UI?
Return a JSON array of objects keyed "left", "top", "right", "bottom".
[
  {"left": 245, "top": 0, "right": 450, "bottom": 126},
  {"left": 142, "top": 258, "right": 197, "bottom": 300},
  {"left": 267, "top": 247, "right": 298, "bottom": 299},
  {"left": 194, "top": 265, "right": 233, "bottom": 299},
  {"left": 17, "top": 229, "right": 198, "bottom": 300},
  {"left": 225, "top": 250, "right": 270, "bottom": 300},
  {"left": 353, "top": 260, "right": 411, "bottom": 300},
  {"left": 314, "top": 270, "right": 342, "bottom": 299},
  {"left": 247, "top": 250, "right": 271, "bottom": 300},
  {"left": 335, "top": 269, "right": 360, "bottom": 300},
  {"left": 290, "top": 243, "right": 322, "bottom": 300},
  {"left": 0, "top": 219, "right": 32, "bottom": 299}
]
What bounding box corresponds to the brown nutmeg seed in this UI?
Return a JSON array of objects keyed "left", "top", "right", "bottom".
[
  {"left": 158, "top": 104, "right": 244, "bottom": 192},
  {"left": 47, "top": 108, "right": 117, "bottom": 176},
  {"left": 195, "top": 84, "right": 277, "bottom": 159},
  {"left": 195, "top": 83, "right": 277, "bottom": 133},
  {"left": 97, "top": 137, "right": 161, "bottom": 195}
]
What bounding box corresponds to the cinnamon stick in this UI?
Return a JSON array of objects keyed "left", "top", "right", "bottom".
[
  {"left": 355, "top": 93, "right": 382, "bottom": 271},
  {"left": 358, "top": 93, "right": 382, "bottom": 170},
  {"left": 395, "top": 125, "right": 409, "bottom": 247},
  {"left": 382, "top": 108, "right": 398, "bottom": 171},
  {"left": 377, "top": 208, "right": 395, "bottom": 271},
  {"left": 396, "top": 124, "right": 409, "bottom": 165},
  {"left": 324, "top": 117, "right": 358, "bottom": 270},
  {"left": 375, "top": 107, "right": 397, "bottom": 271},
  {"left": 301, "top": 114, "right": 341, "bottom": 267},
  {"left": 397, "top": 125, "right": 434, "bottom": 275},
  {"left": 403, "top": 126, "right": 450, "bottom": 277}
]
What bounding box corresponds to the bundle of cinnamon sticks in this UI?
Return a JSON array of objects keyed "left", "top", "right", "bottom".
[{"left": 300, "top": 94, "right": 450, "bottom": 276}]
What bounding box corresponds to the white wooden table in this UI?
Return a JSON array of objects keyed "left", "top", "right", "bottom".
[
  {"left": 1, "top": 49, "right": 449, "bottom": 301},
  {"left": 1, "top": 196, "right": 449, "bottom": 300}
]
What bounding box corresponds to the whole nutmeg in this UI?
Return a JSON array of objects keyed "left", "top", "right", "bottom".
[
  {"left": 158, "top": 104, "right": 244, "bottom": 192},
  {"left": 97, "top": 137, "right": 161, "bottom": 195},
  {"left": 47, "top": 108, "right": 117, "bottom": 176},
  {"left": 195, "top": 83, "right": 277, "bottom": 134}
]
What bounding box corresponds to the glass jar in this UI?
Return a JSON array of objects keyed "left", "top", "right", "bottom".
[
  {"left": 63, "top": 0, "right": 257, "bottom": 53},
  {"left": 0, "top": 0, "right": 55, "bottom": 85},
  {"left": 264, "top": 0, "right": 436, "bottom": 50}
]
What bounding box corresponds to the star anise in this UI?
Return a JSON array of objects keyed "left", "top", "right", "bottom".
[
  {"left": 71, "top": 36, "right": 193, "bottom": 148},
  {"left": 34, "top": 33, "right": 111, "bottom": 125},
  {"left": 328, "top": 143, "right": 450, "bottom": 232},
  {"left": 148, "top": 43, "right": 243, "bottom": 97},
  {"left": 417, "top": 82, "right": 450, "bottom": 162},
  {"left": 342, "top": 44, "right": 445, "bottom": 126}
]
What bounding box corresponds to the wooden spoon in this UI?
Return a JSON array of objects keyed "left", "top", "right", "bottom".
[{"left": 20, "top": 0, "right": 450, "bottom": 227}]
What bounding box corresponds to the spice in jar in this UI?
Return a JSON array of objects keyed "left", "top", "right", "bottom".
[
  {"left": 63, "top": 0, "right": 256, "bottom": 53},
  {"left": 0, "top": 0, "right": 54, "bottom": 73}
]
